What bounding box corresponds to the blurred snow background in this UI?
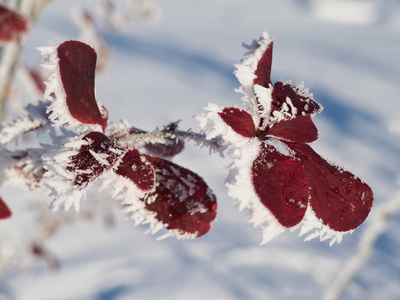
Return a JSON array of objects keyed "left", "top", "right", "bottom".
[{"left": 1, "top": 0, "right": 400, "bottom": 299}]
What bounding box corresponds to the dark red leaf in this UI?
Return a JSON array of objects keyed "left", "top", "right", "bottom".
[
  {"left": 254, "top": 41, "right": 273, "bottom": 88},
  {"left": 142, "top": 155, "right": 217, "bottom": 238},
  {"left": 271, "top": 81, "right": 322, "bottom": 118},
  {"left": 115, "top": 150, "right": 155, "bottom": 192},
  {"left": 218, "top": 107, "right": 255, "bottom": 138},
  {"left": 252, "top": 144, "right": 309, "bottom": 227},
  {"left": 267, "top": 115, "right": 319, "bottom": 143},
  {"left": 0, "top": 5, "right": 27, "bottom": 42},
  {"left": 68, "top": 132, "right": 124, "bottom": 189},
  {"left": 0, "top": 197, "right": 11, "bottom": 219},
  {"left": 290, "top": 143, "right": 373, "bottom": 232},
  {"left": 144, "top": 138, "right": 185, "bottom": 158},
  {"left": 57, "top": 41, "right": 107, "bottom": 132}
]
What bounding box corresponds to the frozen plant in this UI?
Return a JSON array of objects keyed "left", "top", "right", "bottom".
[
  {"left": 0, "top": 21, "right": 374, "bottom": 244},
  {"left": 196, "top": 32, "right": 374, "bottom": 245}
]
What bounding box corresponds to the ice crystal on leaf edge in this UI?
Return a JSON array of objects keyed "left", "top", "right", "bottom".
[
  {"left": 196, "top": 31, "right": 373, "bottom": 246},
  {"left": 38, "top": 40, "right": 217, "bottom": 240}
]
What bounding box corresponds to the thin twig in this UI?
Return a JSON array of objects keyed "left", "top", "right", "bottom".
[
  {"left": 323, "top": 193, "right": 400, "bottom": 300},
  {"left": 115, "top": 124, "right": 224, "bottom": 152}
]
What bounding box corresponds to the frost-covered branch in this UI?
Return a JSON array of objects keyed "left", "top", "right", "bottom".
[
  {"left": 323, "top": 193, "right": 400, "bottom": 300},
  {"left": 114, "top": 122, "right": 226, "bottom": 154},
  {"left": 0, "top": 28, "right": 375, "bottom": 247}
]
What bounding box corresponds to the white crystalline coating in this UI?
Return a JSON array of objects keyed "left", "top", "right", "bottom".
[
  {"left": 196, "top": 102, "right": 289, "bottom": 243},
  {"left": 0, "top": 101, "right": 50, "bottom": 145},
  {"left": 195, "top": 103, "right": 256, "bottom": 150},
  {"left": 156, "top": 230, "right": 198, "bottom": 241},
  {"left": 42, "top": 134, "right": 128, "bottom": 212},
  {"left": 106, "top": 119, "right": 133, "bottom": 136},
  {"left": 234, "top": 32, "right": 274, "bottom": 119},
  {"left": 122, "top": 198, "right": 199, "bottom": 241},
  {"left": 99, "top": 170, "right": 150, "bottom": 206},
  {"left": 121, "top": 198, "right": 199, "bottom": 241},
  {"left": 227, "top": 143, "right": 352, "bottom": 245},
  {"left": 117, "top": 180, "right": 198, "bottom": 240},
  {"left": 223, "top": 138, "right": 288, "bottom": 244},
  {"left": 42, "top": 135, "right": 90, "bottom": 212},
  {"left": 38, "top": 43, "right": 104, "bottom": 133},
  {"left": 110, "top": 155, "right": 212, "bottom": 241},
  {"left": 297, "top": 206, "right": 352, "bottom": 246},
  {"left": 253, "top": 84, "right": 272, "bottom": 130},
  {"left": 0, "top": 148, "right": 45, "bottom": 190}
]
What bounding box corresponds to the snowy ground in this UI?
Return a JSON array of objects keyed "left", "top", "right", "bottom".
[{"left": 1, "top": 0, "right": 400, "bottom": 299}]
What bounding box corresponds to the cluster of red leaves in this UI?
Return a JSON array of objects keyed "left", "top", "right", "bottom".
[
  {"left": 0, "top": 4, "right": 27, "bottom": 43},
  {"left": 218, "top": 37, "right": 373, "bottom": 232},
  {"left": 52, "top": 41, "right": 217, "bottom": 238}
]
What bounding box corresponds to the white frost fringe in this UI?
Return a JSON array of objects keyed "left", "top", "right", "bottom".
[
  {"left": 195, "top": 103, "right": 256, "bottom": 150},
  {"left": 197, "top": 101, "right": 349, "bottom": 245},
  {"left": 38, "top": 44, "right": 104, "bottom": 133},
  {"left": 42, "top": 135, "right": 90, "bottom": 212},
  {"left": 297, "top": 206, "right": 352, "bottom": 247},
  {"left": 234, "top": 31, "right": 274, "bottom": 127}
]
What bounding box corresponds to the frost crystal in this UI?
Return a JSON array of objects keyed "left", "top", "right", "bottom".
[
  {"left": 197, "top": 31, "right": 373, "bottom": 245},
  {"left": 39, "top": 42, "right": 107, "bottom": 133}
]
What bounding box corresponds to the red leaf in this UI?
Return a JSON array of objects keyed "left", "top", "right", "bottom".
[
  {"left": 271, "top": 81, "right": 322, "bottom": 118},
  {"left": 252, "top": 144, "right": 309, "bottom": 227},
  {"left": 218, "top": 107, "right": 255, "bottom": 138},
  {"left": 68, "top": 132, "right": 124, "bottom": 189},
  {"left": 290, "top": 143, "right": 373, "bottom": 232},
  {"left": 254, "top": 41, "right": 273, "bottom": 88},
  {"left": 142, "top": 155, "right": 217, "bottom": 237},
  {"left": 144, "top": 138, "right": 185, "bottom": 158},
  {"left": 115, "top": 150, "right": 155, "bottom": 192},
  {"left": 57, "top": 41, "right": 107, "bottom": 132},
  {"left": 0, "top": 197, "right": 11, "bottom": 219},
  {"left": 267, "top": 115, "right": 319, "bottom": 143},
  {"left": 0, "top": 5, "right": 27, "bottom": 42}
]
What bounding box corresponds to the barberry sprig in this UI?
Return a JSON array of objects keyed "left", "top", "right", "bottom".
[
  {"left": 39, "top": 40, "right": 217, "bottom": 239},
  {"left": 197, "top": 32, "right": 373, "bottom": 245}
]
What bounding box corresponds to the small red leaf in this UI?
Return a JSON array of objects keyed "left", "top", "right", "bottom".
[
  {"left": 252, "top": 144, "right": 309, "bottom": 227},
  {"left": 115, "top": 150, "right": 155, "bottom": 192},
  {"left": 57, "top": 41, "right": 107, "bottom": 132},
  {"left": 144, "top": 138, "right": 185, "bottom": 158},
  {"left": 0, "top": 197, "right": 11, "bottom": 219},
  {"left": 290, "top": 143, "right": 373, "bottom": 232},
  {"left": 142, "top": 155, "right": 217, "bottom": 237},
  {"left": 254, "top": 41, "right": 273, "bottom": 87},
  {"left": 0, "top": 5, "right": 27, "bottom": 42},
  {"left": 271, "top": 82, "right": 322, "bottom": 118},
  {"left": 68, "top": 132, "right": 123, "bottom": 189},
  {"left": 267, "top": 115, "right": 319, "bottom": 143},
  {"left": 218, "top": 107, "right": 255, "bottom": 138}
]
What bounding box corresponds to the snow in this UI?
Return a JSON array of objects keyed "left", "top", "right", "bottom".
[
  {"left": 310, "top": 0, "right": 377, "bottom": 25},
  {"left": 1, "top": 0, "right": 400, "bottom": 299}
]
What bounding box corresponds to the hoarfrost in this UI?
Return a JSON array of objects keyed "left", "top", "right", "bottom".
[
  {"left": 38, "top": 44, "right": 104, "bottom": 133},
  {"left": 234, "top": 32, "right": 273, "bottom": 118},
  {"left": 195, "top": 103, "right": 256, "bottom": 150},
  {"left": 224, "top": 138, "right": 288, "bottom": 244},
  {"left": 0, "top": 101, "right": 50, "bottom": 145},
  {"left": 297, "top": 206, "right": 352, "bottom": 246}
]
